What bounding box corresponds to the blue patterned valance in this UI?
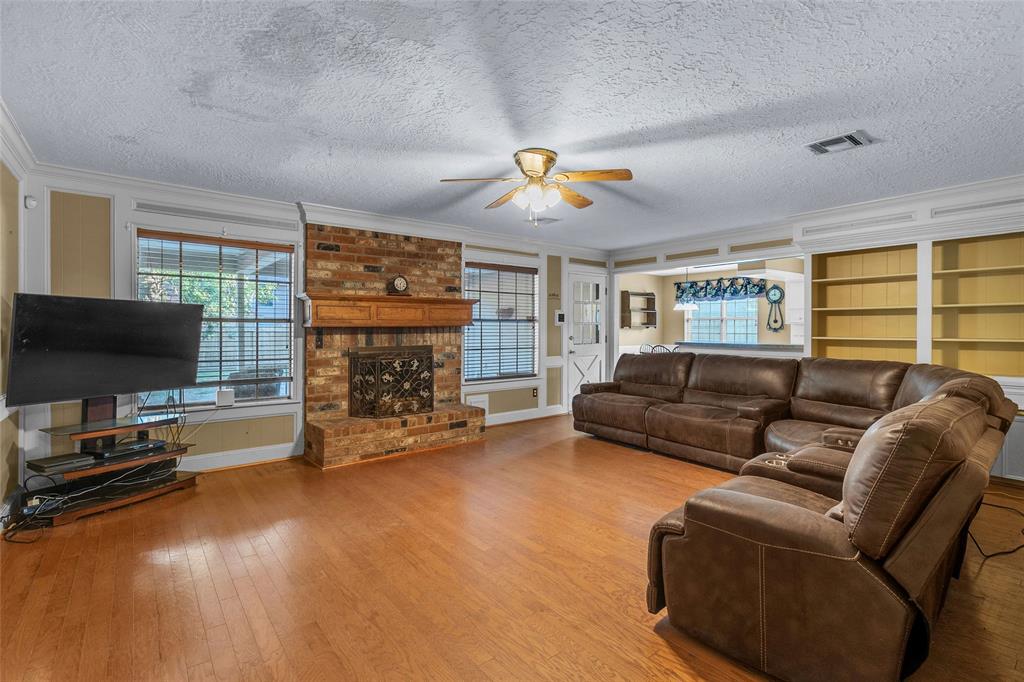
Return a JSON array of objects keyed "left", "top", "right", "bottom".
[{"left": 675, "top": 277, "right": 767, "bottom": 303}]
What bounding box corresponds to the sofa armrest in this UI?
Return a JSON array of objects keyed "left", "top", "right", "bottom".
[
  {"left": 736, "top": 398, "right": 789, "bottom": 425},
  {"left": 786, "top": 445, "right": 853, "bottom": 481},
  {"left": 647, "top": 505, "right": 687, "bottom": 612},
  {"left": 647, "top": 488, "right": 855, "bottom": 614},
  {"left": 580, "top": 381, "right": 620, "bottom": 395},
  {"left": 684, "top": 488, "right": 856, "bottom": 557},
  {"left": 819, "top": 426, "right": 864, "bottom": 452}
]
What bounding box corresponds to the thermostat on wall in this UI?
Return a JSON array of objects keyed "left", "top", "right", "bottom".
[{"left": 554, "top": 310, "right": 565, "bottom": 326}]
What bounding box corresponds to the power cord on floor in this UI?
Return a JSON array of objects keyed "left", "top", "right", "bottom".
[{"left": 968, "top": 495, "right": 1024, "bottom": 562}]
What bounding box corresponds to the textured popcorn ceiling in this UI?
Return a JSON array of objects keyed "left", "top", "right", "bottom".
[{"left": 2, "top": 1, "right": 1022, "bottom": 249}]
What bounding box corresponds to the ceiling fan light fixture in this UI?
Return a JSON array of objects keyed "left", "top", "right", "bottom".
[
  {"left": 543, "top": 183, "right": 562, "bottom": 208},
  {"left": 441, "top": 147, "right": 632, "bottom": 214}
]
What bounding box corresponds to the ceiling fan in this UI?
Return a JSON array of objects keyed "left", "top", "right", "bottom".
[{"left": 440, "top": 148, "right": 633, "bottom": 217}]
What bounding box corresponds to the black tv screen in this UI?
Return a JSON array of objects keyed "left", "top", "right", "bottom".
[{"left": 4, "top": 293, "right": 203, "bottom": 407}]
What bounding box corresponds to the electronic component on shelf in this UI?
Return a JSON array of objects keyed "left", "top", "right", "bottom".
[{"left": 81, "top": 438, "right": 167, "bottom": 459}]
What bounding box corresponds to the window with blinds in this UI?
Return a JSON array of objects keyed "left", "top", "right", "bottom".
[
  {"left": 685, "top": 298, "right": 759, "bottom": 344},
  {"left": 136, "top": 229, "right": 295, "bottom": 407},
  {"left": 463, "top": 262, "right": 538, "bottom": 382}
]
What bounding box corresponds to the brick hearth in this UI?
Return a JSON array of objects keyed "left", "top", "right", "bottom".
[
  {"left": 303, "top": 223, "right": 484, "bottom": 469},
  {"left": 304, "top": 404, "right": 484, "bottom": 469}
]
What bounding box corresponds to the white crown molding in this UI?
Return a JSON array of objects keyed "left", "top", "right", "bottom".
[
  {"left": 0, "top": 99, "right": 35, "bottom": 176},
  {"left": 299, "top": 201, "right": 609, "bottom": 260},
  {"left": 608, "top": 173, "right": 1024, "bottom": 266},
  {"left": 610, "top": 219, "right": 796, "bottom": 271},
  {"left": 792, "top": 174, "right": 1024, "bottom": 253}
]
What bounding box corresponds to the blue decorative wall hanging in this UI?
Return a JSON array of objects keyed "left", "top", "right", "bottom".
[{"left": 674, "top": 277, "right": 767, "bottom": 304}]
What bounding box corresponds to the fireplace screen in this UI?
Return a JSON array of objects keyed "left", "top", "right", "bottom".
[{"left": 349, "top": 346, "right": 434, "bottom": 418}]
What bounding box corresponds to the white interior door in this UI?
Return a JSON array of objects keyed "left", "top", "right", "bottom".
[{"left": 568, "top": 274, "right": 607, "bottom": 402}]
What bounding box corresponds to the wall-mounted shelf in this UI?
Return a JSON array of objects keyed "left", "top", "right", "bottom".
[
  {"left": 811, "top": 306, "right": 916, "bottom": 312},
  {"left": 300, "top": 293, "right": 477, "bottom": 328},
  {"left": 934, "top": 338, "right": 1024, "bottom": 343},
  {"left": 620, "top": 290, "right": 658, "bottom": 329},
  {"left": 811, "top": 273, "right": 916, "bottom": 284},
  {"left": 932, "top": 232, "right": 1024, "bottom": 377},
  {"left": 933, "top": 264, "right": 1024, "bottom": 276},
  {"left": 812, "top": 336, "right": 915, "bottom": 342},
  {"left": 933, "top": 302, "right": 1024, "bottom": 309},
  {"left": 812, "top": 244, "right": 918, "bottom": 362}
]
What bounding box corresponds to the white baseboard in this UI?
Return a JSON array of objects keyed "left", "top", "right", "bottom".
[
  {"left": 177, "top": 441, "right": 302, "bottom": 472},
  {"left": 486, "top": 404, "right": 566, "bottom": 426}
]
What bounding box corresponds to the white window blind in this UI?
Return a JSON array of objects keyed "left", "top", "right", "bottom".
[
  {"left": 463, "top": 262, "right": 538, "bottom": 381},
  {"left": 136, "top": 229, "right": 294, "bottom": 407}
]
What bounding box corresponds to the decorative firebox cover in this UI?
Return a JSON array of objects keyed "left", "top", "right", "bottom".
[{"left": 349, "top": 345, "right": 434, "bottom": 418}]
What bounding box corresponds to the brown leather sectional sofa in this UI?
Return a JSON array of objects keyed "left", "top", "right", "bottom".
[
  {"left": 573, "top": 352, "right": 1017, "bottom": 472},
  {"left": 573, "top": 353, "right": 1018, "bottom": 680}
]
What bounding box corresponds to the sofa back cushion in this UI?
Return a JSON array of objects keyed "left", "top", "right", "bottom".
[
  {"left": 891, "top": 364, "right": 970, "bottom": 409},
  {"left": 842, "top": 395, "right": 988, "bottom": 559},
  {"left": 791, "top": 357, "right": 909, "bottom": 429},
  {"left": 613, "top": 353, "right": 693, "bottom": 402},
  {"left": 684, "top": 354, "right": 798, "bottom": 408}
]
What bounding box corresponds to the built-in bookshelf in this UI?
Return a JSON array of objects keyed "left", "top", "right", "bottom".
[
  {"left": 932, "top": 232, "right": 1024, "bottom": 377},
  {"left": 811, "top": 243, "right": 917, "bottom": 362},
  {"left": 620, "top": 290, "right": 658, "bottom": 329}
]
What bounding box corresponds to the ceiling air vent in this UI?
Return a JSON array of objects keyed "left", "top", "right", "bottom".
[{"left": 805, "top": 130, "right": 873, "bottom": 155}]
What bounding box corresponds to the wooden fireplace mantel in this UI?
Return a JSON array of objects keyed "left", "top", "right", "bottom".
[{"left": 299, "top": 293, "right": 477, "bottom": 328}]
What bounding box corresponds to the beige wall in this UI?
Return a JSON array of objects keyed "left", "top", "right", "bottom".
[
  {"left": 546, "top": 255, "right": 562, "bottom": 357},
  {"left": 1, "top": 162, "right": 19, "bottom": 497},
  {"left": 48, "top": 191, "right": 113, "bottom": 443},
  {"left": 50, "top": 191, "right": 111, "bottom": 298},
  {"left": 465, "top": 386, "right": 538, "bottom": 415},
  {"left": 618, "top": 273, "right": 664, "bottom": 346},
  {"left": 546, "top": 255, "right": 563, "bottom": 408},
  {"left": 546, "top": 367, "right": 561, "bottom": 407},
  {"left": 183, "top": 414, "right": 295, "bottom": 456}
]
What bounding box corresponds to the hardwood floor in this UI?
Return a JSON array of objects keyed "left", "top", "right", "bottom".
[{"left": 2, "top": 415, "right": 1022, "bottom": 681}]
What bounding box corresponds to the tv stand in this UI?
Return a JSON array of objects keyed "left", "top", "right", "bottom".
[{"left": 25, "top": 399, "right": 197, "bottom": 526}]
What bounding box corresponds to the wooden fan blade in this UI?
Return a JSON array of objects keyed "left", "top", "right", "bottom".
[
  {"left": 485, "top": 187, "right": 521, "bottom": 209},
  {"left": 440, "top": 177, "right": 521, "bottom": 183},
  {"left": 557, "top": 185, "right": 593, "bottom": 208},
  {"left": 552, "top": 169, "right": 633, "bottom": 183}
]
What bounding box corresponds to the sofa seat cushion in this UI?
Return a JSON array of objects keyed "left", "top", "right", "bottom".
[
  {"left": 711, "top": 475, "right": 839, "bottom": 515},
  {"left": 740, "top": 447, "right": 851, "bottom": 500},
  {"left": 764, "top": 419, "right": 837, "bottom": 453},
  {"left": 575, "top": 392, "right": 666, "bottom": 433},
  {"left": 646, "top": 403, "right": 762, "bottom": 458}
]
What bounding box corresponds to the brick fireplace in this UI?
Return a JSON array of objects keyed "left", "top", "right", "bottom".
[{"left": 303, "top": 223, "right": 485, "bottom": 469}]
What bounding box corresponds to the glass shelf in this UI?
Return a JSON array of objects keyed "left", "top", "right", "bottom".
[{"left": 41, "top": 413, "right": 181, "bottom": 441}]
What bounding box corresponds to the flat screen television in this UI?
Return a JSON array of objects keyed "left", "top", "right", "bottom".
[{"left": 4, "top": 293, "right": 203, "bottom": 407}]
